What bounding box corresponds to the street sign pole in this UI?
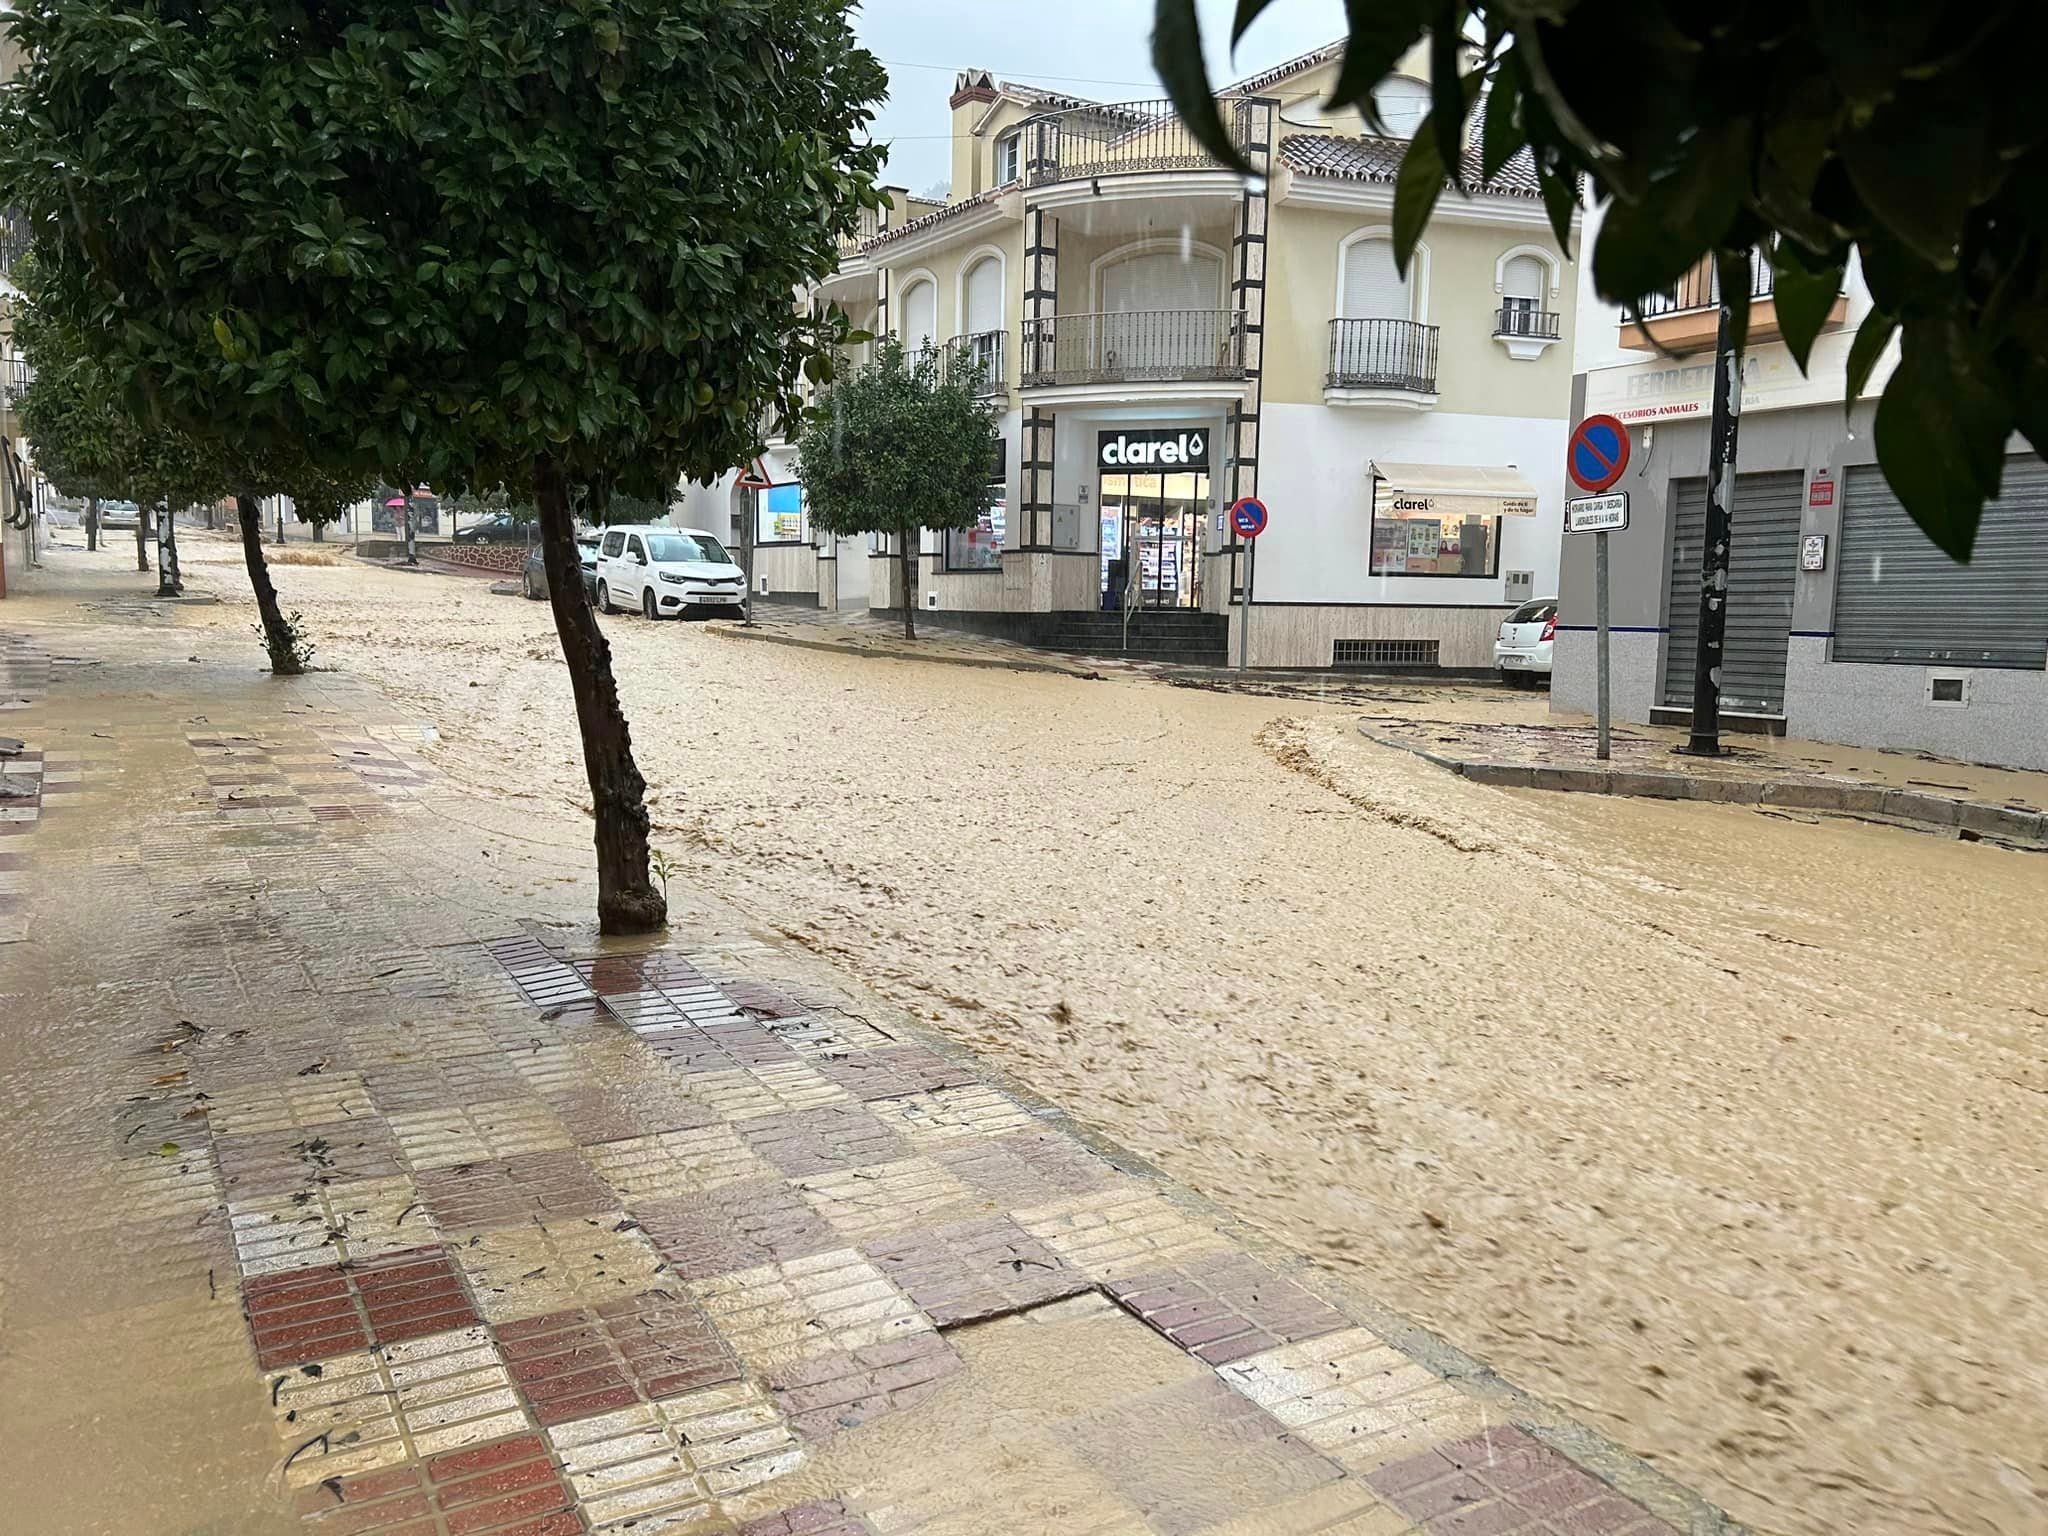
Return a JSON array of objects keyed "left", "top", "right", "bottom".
[
  {"left": 1227, "top": 497, "right": 1268, "bottom": 671},
  {"left": 1564, "top": 488, "right": 1628, "bottom": 761},
  {"left": 1237, "top": 536, "right": 1255, "bottom": 672},
  {"left": 1595, "top": 529, "right": 1611, "bottom": 761}
]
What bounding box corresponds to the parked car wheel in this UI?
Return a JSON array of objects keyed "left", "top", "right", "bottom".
[
  {"left": 596, "top": 580, "right": 615, "bottom": 614},
  {"left": 522, "top": 570, "right": 539, "bottom": 600},
  {"left": 642, "top": 587, "right": 658, "bottom": 621}
]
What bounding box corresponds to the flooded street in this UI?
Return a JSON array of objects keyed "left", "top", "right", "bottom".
[{"left": 140, "top": 539, "right": 2048, "bottom": 1536}]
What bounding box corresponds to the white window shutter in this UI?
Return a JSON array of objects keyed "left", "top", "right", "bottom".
[
  {"left": 964, "top": 258, "right": 1002, "bottom": 335},
  {"left": 901, "top": 280, "right": 937, "bottom": 349},
  {"left": 1502, "top": 254, "right": 1545, "bottom": 303},
  {"left": 1342, "top": 238, "right": 1409, "bottom": 320},
  {"left": 1100, "top": 250, "right": 1222, "bottom": 313}
]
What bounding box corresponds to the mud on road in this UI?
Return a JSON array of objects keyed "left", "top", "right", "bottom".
[{"left": 152, "top": 537, "right": 2048, "bottom": 1536}]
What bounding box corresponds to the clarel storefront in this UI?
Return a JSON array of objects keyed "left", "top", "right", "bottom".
[{"left": 1097, "top": 427, "right": 1212, "bottom": 610}]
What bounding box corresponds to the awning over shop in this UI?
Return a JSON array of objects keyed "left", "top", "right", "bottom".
[{"left": 1369, "top": 462, "right": 1539, "bottom": 519}]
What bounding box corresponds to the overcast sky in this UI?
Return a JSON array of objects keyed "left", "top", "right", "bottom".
[{"left": 852, "top": 0, "right": 1346, "bottom": 194}]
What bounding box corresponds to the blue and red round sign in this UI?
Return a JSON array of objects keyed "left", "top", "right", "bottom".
[
  {"left": 1230, "top": 496, "right": 1269, "bottom": 539},
  {"left": 1569, "top": 414, "right": 1631, "bottom": 493}
]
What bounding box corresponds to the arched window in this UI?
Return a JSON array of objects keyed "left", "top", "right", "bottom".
[
  {"left": 1369, "top": 77, "right": 1430, "bottom": 137},
  {"left": 1340, "top": 236, "right": 1411, "bottom": 321},
  {"left": 963, "top": 256, "right": 1003, "bottom": 336},
  {"left": 1500, "top": 254, "right": 1546, "bottom": 316},
  {"left": 1094, "top": 243, "right": 1228, "bottom": 378},
  {"left": 1098, "top": 246, "right": 1223, "bottom": 314},
  {"left": 899, "top": 278, "right": 937, "bottom": 351}
]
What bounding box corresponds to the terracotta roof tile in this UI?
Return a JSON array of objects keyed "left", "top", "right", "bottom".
[{"left": 1279, "top": 117, "right": 1545, "bottom": 201}]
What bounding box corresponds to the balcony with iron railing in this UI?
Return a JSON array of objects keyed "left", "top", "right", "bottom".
[
  {"left": 1021, "top": 309, "right": 1246, "bottom": 391},
  {"left": 1325, "top": 319, "right": 1439, "bottom": 402},
  {"left": 1493, "top": 304, "right": 1562, "bottom": 360},
  {"left": 944, "top": 329, "right": 1007, "bottom": 396},
  {"left": 1022, "top": 97, "right": 1272, "bottom": 191},
  {"left": 1494, "top": 306, "right": 1561, "bottom": 340},
  {"left": 1619, "top": 246, "right": 1843, "bottom": 354},
  {"left": 2, "top": 358, "right": 33, "bottom": 404}
]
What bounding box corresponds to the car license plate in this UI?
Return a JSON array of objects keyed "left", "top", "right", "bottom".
[{"left": 1502, "top": 654, "right": 1525, "bottom": 667}]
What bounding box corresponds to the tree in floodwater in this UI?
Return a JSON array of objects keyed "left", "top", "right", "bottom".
[
  {"left": 0, "top": 0, "right": 884, "bottom": 932},
  {"left": 796, "top": 338, "right": 1000, "bottom": 641}
]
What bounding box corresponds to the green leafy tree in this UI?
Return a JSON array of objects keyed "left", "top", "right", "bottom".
[
  {"left": 1155, "top": 1, "right": 2048, "bottom": 559},
  {"left": 284, "top": 467, "right": 374, "bottom": 543},
  {"left": 0, "top": 0, "right": 884, "bottom": 932},
  {"left": 13, "top": 300, "right": 226, "bottom": 592},
  {"left": 796, "top": 338, "right": 1001, "bottom": 640}
]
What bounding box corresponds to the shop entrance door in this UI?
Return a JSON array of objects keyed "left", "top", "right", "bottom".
[{"left": 1099, "top": 470, "right": 1206, "bottom": 609}]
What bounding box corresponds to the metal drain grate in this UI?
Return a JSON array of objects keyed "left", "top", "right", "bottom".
[{"left": 1333, "top": 638, "right": 1439, "bottom": 668}]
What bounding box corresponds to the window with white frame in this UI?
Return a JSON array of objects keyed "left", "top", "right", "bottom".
[
  {"left": 995, "top": 132, "right": 1021, "bottom": 186},
  {"left": 1340, "top": 237, "right": 1411, "bottom": 320},
  {"left": 1368, "top": 77, "right": 1430, "bottom": 137},
  {"left": 899, "top": 278, "right": 938, "bottom": 353},
  {"left": 1499, "top": 253, "right": 1546, "bottom": 333}
]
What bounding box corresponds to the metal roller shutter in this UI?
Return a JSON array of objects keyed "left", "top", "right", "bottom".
[
  {"left": 1662, "top": 470, "right": 1803, "bottom": 713},
  {"left": 1835, "top": 457, "right": 2048, "bottom": 668}
]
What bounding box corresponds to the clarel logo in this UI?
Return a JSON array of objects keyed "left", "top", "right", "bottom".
[
  {"left": 1387, "top": 494, "right": 1436, "bottom": 514},
  {"left": 1098, "top": 429, "right": 1209, "bottom": 469}
]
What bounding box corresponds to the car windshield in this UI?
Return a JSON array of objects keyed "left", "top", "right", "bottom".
[
  {"left": 643, "top": 532, "right": 729, "bottom": 564},
  {"left": 1509, "top": 600, "right": 1557, "bottom": 624}
]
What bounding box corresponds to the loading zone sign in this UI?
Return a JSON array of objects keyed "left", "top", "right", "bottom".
[{"left": 1565, "top": 492, "right": 1629, "bottom": 534}]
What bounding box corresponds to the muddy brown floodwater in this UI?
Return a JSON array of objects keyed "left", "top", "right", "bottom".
[{"left": 170, "top": 540, "right": 2046, "bottom": 1536}]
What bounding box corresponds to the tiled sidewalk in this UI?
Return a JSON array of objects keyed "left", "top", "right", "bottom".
[{"left": 0, "top": 614, "right": 1733, "bottom": 1536}]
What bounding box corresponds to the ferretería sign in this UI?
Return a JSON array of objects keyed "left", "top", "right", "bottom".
[{"left": 1098, "top": 428, "right": 1209, "bottom": 470}]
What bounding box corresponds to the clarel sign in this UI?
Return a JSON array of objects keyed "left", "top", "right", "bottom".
[{"left": 1098, "top": 428, "right": 1209, "bottom": 470}]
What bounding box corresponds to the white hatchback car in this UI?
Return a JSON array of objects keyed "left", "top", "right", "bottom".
[
  {"left": 1494, "top": 598, "right": 1556, "bottom": 686},
  {"left": 593, "top": 526, "right": 745, "bottom": 620}
]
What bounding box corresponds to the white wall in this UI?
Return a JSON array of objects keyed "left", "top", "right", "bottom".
[{"left": 1253, "top": 402, "right": 1567, "bottom": 605}]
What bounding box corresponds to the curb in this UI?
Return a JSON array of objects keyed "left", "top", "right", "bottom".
[
  {"left": 705, "top": 620, "right": 1102, "bottom": 680},
  {"left": 1358, "top": 723, "right": 2048, "bottom": 847}
]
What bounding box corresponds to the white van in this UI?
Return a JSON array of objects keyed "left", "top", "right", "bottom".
[{"left": 593, "top": 526, "right": 745, "bottom": 620}]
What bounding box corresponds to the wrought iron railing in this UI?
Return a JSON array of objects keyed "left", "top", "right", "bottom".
[
  {"left": 1326, "top": 319, "right": 1439, "bottom": 393},
  {"left": 1023, "top": 97, "right": 1271, "bottom": 186},
  {"left": 835, "top": 203, "right": 885, "bottom": 256},
  {"left": 1021, "top": 309, "right": 1246, "bottom": 387},
  {"left": 945, "top": 330, "right": 1006, "bottom": 394},
  {"left": 0, "top": 208, "right": 29, "bottom": 282},
  {"left": 1, "top": 358, "right": 33, "bottom": 402},
  {"left": 1636, "top": 249, "right": 1775, "bottom": 319},
  {"left": 1494, "top": 306, "right": 1561, "bottom": 339}
]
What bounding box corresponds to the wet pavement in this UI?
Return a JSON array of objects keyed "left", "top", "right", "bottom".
[
  {"left": 8, "top": 536, "right": 2048, "bottom": 1536},
  {"left": 1355, "top": 713, "right": 2048, "bottom": 844},
  {"left": 0, "top": 554, "right": 1715, "bottom": 1534}
]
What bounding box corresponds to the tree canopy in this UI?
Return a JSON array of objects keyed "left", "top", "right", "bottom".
[
  {"left": 1154, "top": 1, "right": 2048, "bottom": 559},
  {"left": 797, "top": 338, "right": 1000, "bottom": 639},
  {"left": 798, "top": 339, "right": 1000, "bottom": 544},
  {"left": 0, "top": 0, "right": 885, "bottom": 491}
]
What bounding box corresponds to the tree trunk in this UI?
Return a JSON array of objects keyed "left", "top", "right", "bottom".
[
  {"left": 85, "top": 494, "right": 98, "bottom": 552},
  {"left": 312, "top": 519, "right": 325, "bottom": 543},
  {"left": 134, "top": 514, "right": 147, "bottom": 572},
  {"left": 155, "top": 503, "right": 184, "bottom": 596},
  {"left": 535, "top": 452, "right": 665, "bottom": 935},
  {"left": 276, "top": 499, "right": 287, "bottom": 545},
  {"left": 899, "top": 534, "right": 916, "bottom": 640},
  {"left": 236, "top": 494, "right": 304, "bottom": 675},
  {"left": 405, "top": 502, "right": 418, "bottom": 565}
]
